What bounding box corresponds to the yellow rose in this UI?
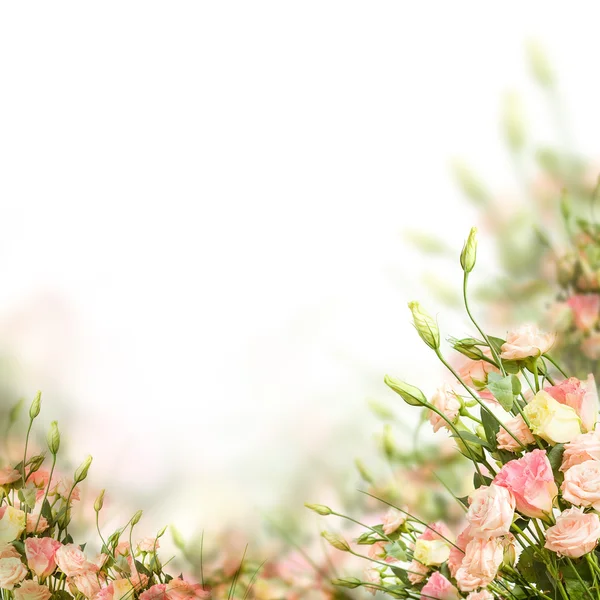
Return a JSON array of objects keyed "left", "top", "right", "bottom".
[
  {"left": 112, "top": 579, "right": 134, "bottom": 600},
  {"left": 524, "top": 390, "right": 582, "bottom": 445},
  {"left": 413, "top": 539, "right": 450, "bottom": 566},
  {"left": 0, "top": 507, "right": 25, "bottom": 544}
]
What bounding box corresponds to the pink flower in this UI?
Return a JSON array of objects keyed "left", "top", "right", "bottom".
[
  {"left": 25, "top": 537, "right": 62, "bottom": 578},
  {"left": 137, "top": 537, "right": 160, "bottom": 553},
  {"left": 500, "top": 324, "right": 555, "bottom": 360},
  {"left": 419, "top": 521, "right": 452, "bottom": 542},
  {"left": 546, "top": 374, "right": 598, "bottom": 432},
  {"left": 493, "top": 449, "right": 558, "bottom": 519},
  {"left": 140, "top": 584, "right": 169, "bottom": 600},
  {"left": 368, "top": 541, "right": 387, "bottom": 560},
  {"left": 420, "top": 572, "right": 459, "bottom": 600},
  {"left": 582, "top": 333, "right": 600, "bottom": 360},
  {"left": 448, "top": 526, "right": 472, "bottom": 578},
  {"left": 0, "top": 468, "right": 21, "bottom": 486},
  {"left": 562, "top": 430, "right": 600, "bottom": 471},
  {"left": 457, "top": 350, "right": 499, "bottom": 394},
  {"left": 13, "top": 581, "right": 52, "bottom": 600},
  {"left": 381, "top": 507, "right": 406, "bottom": 535},
  {"left": 363, "top": 568, "right": 380, "bottom": 596},
  {"left": 55, "top": 544, "right": 91, "bottom": 577},
  {"left": 0, "top": 544, "right": 20, "bottom": 560},
  {"left": 545, "top": 507, "right": 600, "bottom": 558},
  {"left": 0, "top": 557, "right": 28, "bottom": 590},
  {"left": 166, "top": 580, "right": 211, "bottom": 600},
  {"left": 455, "top": 538, "right": 503, "bottom": 592},
  {"left": 429, "top": 384, "right": 461, "bottom": 433},
  {"left": 561, "top": 460, "right": 600, "bottom": 510},
  {"left": 70, "top": 571, "right": 105, "bottom": 599},
  {"left": 466, "top": 592, "right": 493, "bottom": 600},
  {"left": 407, "top": 560, "right": 429, "bottom": 585},
  {"left": 496, "top": 415, "right": 535, "bottom": 452},
  {"left": 466, "top": 484, "right": 515, "bottom": 538},
  {"left": 567, "top": 294, "right": 600, "bottom": 332},
  {"left": 26, "top": 514, "right": 48, "bottom": 534}
]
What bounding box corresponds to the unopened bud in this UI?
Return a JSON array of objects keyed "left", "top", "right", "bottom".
[
  {"left": 332, "top": 578, "right": 361, "bottom": 589},
  {"left": 29, "top": 391, "right": 42, "bottom": 420},
  {"left": 321, "top": 531, "right": 350, "bottom": 552},
  {"left": 305, "top": 503, "right": 332, "bottom": 516},
  {"left": 384, "top": 375, "right": 427, "bottom": 406},
  {"left": 526, "top": 41, "right": 554, "bottom": 88},
  {"left": 157, "top": 525, "right": 167, "bottom": 538},
  {"left": 354, "top": 459, "right": 374, "bottom": 484},
  {"left": 27, "top": 455, "right": 45, "bottom": 475},
  {"left": 47, "top": 421, "right": 60, "bottom": 455},
  {"left": 408, "top": 301, "right": 440, "bottom": 350},
  {"left": 460, "top": 227, "right": 478, "bottom": 273},
  {"left": 450, "top": 337, "right": 486, "bottom": 361},
  {"left": 94, "top": 489, "right": 105, "bottom": 512},
  {"left": 131, "top": 510, "right": 143, "bottom": 526},
  {"left": 74, "top": 455, "right": 93, "bottom": 483}
]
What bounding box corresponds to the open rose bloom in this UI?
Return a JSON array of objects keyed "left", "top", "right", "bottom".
[{"left": 309, "top": 229, "right": 600, "bottom": 600}]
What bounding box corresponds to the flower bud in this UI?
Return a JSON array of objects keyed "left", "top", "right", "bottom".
[
  {"left": 157, "top": 525, "right": 167, "bottom": 538},
  {"left": 354, "top": 459, "right": 374, "bottom": 484},
  {"left": 74, "top": 455, "right": 93, "bottom": 483},
  {"left": 384, "top": 375, "right": 427, "bottom": 406},
  {"left": 305, "top": 503, "right": 332, "bottom": 516},
  {"left": 47, "top": 421, "right": 60, "bottom": 455},
  {"left": 321, "top": 531, "right": 350, "bottom": 552},
  {"left": 94, "top": 489, "right": 106, "bottom": 513},
  {"left": 331, "top": 578, "right": 361, "bottom": 589},
  {"left": 27, "top": 454, "right": 45, "bottom": 475},
  {"left": 29, "top": 391, "right": 42, "bottom": 420},
  {"left": 526, "top": 41, "right": 554, "bottom": 88},
  {"left": 408, "top": 302, "right": 440, "bottom": 350},
  {"left": 450, "top": 337, "right": 486, "bottom": 361},
  {"left": 131, "top": 510, "right": 143, "bottom": 526},
  {"left": 460, "top": 227, "right": 478, "bottom": 273}
]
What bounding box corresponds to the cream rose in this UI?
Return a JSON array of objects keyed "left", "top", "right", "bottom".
[
  {"left": 428, "top": 384, "right": 461, "bottom": 433},
  {"left": 455, "top": 537, "right": 503, "bottom": 592},
  {"left": 562, "top": 430, "right": 600, "bottom": 471},
  {"left": 0, "top": 507, "right": 26, "bottom": 544},
  {"left": 55, "top": 544, "right": 90, "bottom": 577},
  {"left": 466, "top": 484, "right": 515, "bottom": 539},
  {"left": 14, "top": 581, "right": 52, "bottom": 600},
  {"left": 561, "top": 460, "right": 600, "bottom": 510},
  {"left": 523, "top": 390, "right": 582, "bottom": 445},
  {"left": 545, "top": 507, "right": 600, "bottom": 558},
  {"left": 381, "top": 507, "right": 406, "bottom": 535},
  {"left": 0, "top": 557, "right": 28, "bottom": 590},
  {"left": 413, "top": 538, "right": 450, "bottom": 566},
  {"left": 500, "top": 324, "right": 556, "bottom": 360}
]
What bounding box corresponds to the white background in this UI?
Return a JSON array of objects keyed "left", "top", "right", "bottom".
[{"left": 0, "top": 2, "right": 598, "bottom": 534}]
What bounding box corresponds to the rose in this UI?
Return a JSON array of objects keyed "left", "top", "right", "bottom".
[
  {"left": 466, "top": 484, "right": 515, "bottom": 538},
  {"left": 466, "top": 592, "right": 493, "bottom": 600},
  {"left": 0, "top": 544, "right": 20, "bottom": 560},
  {"left": 413, "top": 539, "right": 450, "bottom": 566},
  {"left": 113, "top": 579, "right": 134, "bottom": 600},
  {"left": 368, "top": 541, "right": 387, "bottom": 560},
  {"left": 140, "top": 585, "right": 169, "bottom": 600},
  {"left": 562, "top": 430, "right": 600, "bottom": 471},
  {"left": 448, "top": 526, "right": 473, "bottom": 578},
  {"left": 26, "top": 514, "right": 48, "bottom": 534},
  {"left": 455, "top": 538, "right": 503, "bottom": 592},
  {"left": 457, "top": 349, "right": 499, "bottom": 391},
  {"left": 0, "top": 557, "right": 27, "bottom": 590},
  {"left": 494, "top": 449, "right": 558, "bottom": 519},
  {"left": 545, "top": 507, "right": 600, "bottom": 558},
  {"left": 428, "top": 384, "right": 461, "bottom": 433},
  {"left": 13, "top": 581, "right": 52, "bottom": 600},
  {"left": 364, "top": 568, "right": 380, "bottom": 596},
  {"left": 496, "top": 415, "right": 535, "bottom": 452},
  {"left": 500, "top": 324, "right": 555, "bottom": 360},
  {"left": 0, "top": 468, "right": 21, "bottom": 486},
  {"left": 546, "top": 374, "right": 598, "bottom": 432},
  {"left": 561, "top": 460, "right": 600, "bottom": 510},
  {"left": 419, "top": 521, "right": 452, "bottom": 541},
  {"left": 381, "top": 507, "right": 406, "bottom": 535},
  {"left": 0, "top": 507, "right": 26, "bottom": 544},
  {"left": 25, "top": 537, "right": 62, "bottom": 578},
  {"left": 70, "top": 570, "right": 105, "bottom": 599},
  {"left": 523, "top": 390, "right": 581, "bottom": 445},
  {"left": 166, "top": 580, "right": 211, "bottom": 600},
  {"left": 55, "top": 543, "right": 90, "bottom": 577},
  {"left": 407, "top": 560, "right": 429, "bottom": 585},
  {"left": 137, "top": 537, "right": 160, "bottom": 553},
  {"left": 567, "top": 294, "right": 600, "bottom": 332},
  {"left": 420, "top": 572, "right": 459, "bottom": 600}
]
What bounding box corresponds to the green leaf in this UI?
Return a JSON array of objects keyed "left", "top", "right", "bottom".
[
  {"left": 547, "top": 444, "right": 565, "bottom": 475},
  {"left": 391, "top": 566, "right": 409, "bottom": 584},
  {"left": 473, "top": 472, "right": 492, "bottom": 489},
  {"left": 481, "top": 406, "right": 500, "bottom": 451},
  {"left": 385, "top": 542, "right": 406, "bottom": 561},
  {"left": 486, "top": 373, "right": 519, "bottom": 411},
  {"left": 52, "top": 592, "right": 73, "bottom": 600}
]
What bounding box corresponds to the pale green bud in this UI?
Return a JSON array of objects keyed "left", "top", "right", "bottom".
[
  {"left": 157, "top": 525, "right": 167, "bottom": 538},
  {"left": 94, "top": 489, "right": 105, "bottom": 512},
  {"left": 305, "top": 503, "right": 332, "bottom": 516},
  {"left": 27, "top": 455, "right": 45, "bottom": 475},
  {"left": 460, "top": 227, "right": 478, "bottom": 273},
  {"left": 131, "top": 510, "right": 143, "bottom": 526},
  {"left": 408, "top": 301, "right": 440, "bottom": 350},
  {"left": 321, "top": 531, "right": 350, "bottom": 552},
  {"left": 526, "top": 41, "right": 554, "bottom": 88},
  {"left": 47, "top": 421, "right": 60, "bottom": 455},
  {"left": 29, "top": 391, "right": 42, "bottom": 420},
  {"left": 331, "top": 578, "right": 362, "bottom": 589},
  {"left": 384, "top": 375, "right": 427, "bottom": 406},
  {"left": 501, "top": 92, "right": 526, "bottom": 152},
  {"left": 74, "top": 455, "right": 93, "bottom": 483},
  {"left": 354, "top": 459, "right": 374, "bottom": 484}
]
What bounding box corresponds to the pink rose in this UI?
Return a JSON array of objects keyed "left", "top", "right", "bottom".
[
  {"left": 0, "top": 544, "right": 20, "bottom": 560},
  {"left": 455, "top": 538, "right": 503, "bottom": 592},
  {"left": 381, "top": 507, "right": 406, "bottom": 535},
  {"left": 26, "top": 514, "right": 49, "bottom": 534},
  {"left": 567, "top": 294, "right": 600, "bottom": 332},
  {"left": 166, "top": 580, "right": 211, "bottom": 600},
  {"left": 466, "top": 592, "right": 493, "bottom": 600},
  {"left": 407, "top": 560, "right": 429, "bottom": 585},
  {"left": 496, "top": 415, "right": 535, "bottom": 452},
  {"left": 429, "top": 384, "right": 461, "bottom": 433},
  {"left": 55, "top": 543, "right": 90, "bottom": 577},
  {"left": 582, "top": 333, "right": 600, "bottom": 360},
  {"left": 457, "top": 349, "right": 499, "bottom": 398},
  {"left": 25, "top": 537, "right": 62, "bottom": 578},
  {"left": 448, "top": 526, "right": 472, "bottom": 578},
  {"left": 546, "top": 374, "right": 598, "bottom": 432},
  {"left": 14, "top": 581, "right": 52, "bottom": 600},
  {"left": 500, "top": 324, "right": 555, "bottom": 360},
  {"left": 137, "top": 537, "right": 160, "bottom": 553},
  {"left": 363, "top": 568, "right": 380, "bottom": 596},
  {"left": 561, "top": 460, "right": 600, "bottom": 510},
  {"left": 419, "top": 521, "right": 452, "bottom": 542},
  {"left": 0, "top": 557, "right": 28, "bottom": 590},
  {"left": 466, "top": 484, "right": 515, "bottom": 538},
  {"left": 493, "top": 449, "right": 558, "bottom": 519},
  {"left": 70, "top": 570, "right": 105, "bottom": 599},
  {"left": 561, "top": 430, "right": 600, "bottom": 471},
  {"left": 545, "top": 507, "right": 600, "bottom": 558},
  {"left": 420, "top": 572, "right": 459, "bottom": 600},
  {"left": 0, "top": 468, "right": 21, "bottom": 486},
  {"left": 140, "top": 584, "right": 169, "bottom": 600}
]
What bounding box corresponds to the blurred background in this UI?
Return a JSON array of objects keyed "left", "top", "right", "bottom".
[{"left": 1, "top": 1, "right": 599, "bottom": 585}]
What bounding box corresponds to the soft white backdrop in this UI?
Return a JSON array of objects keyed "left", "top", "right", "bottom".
[{"left": 0, "top": 2, "right": 598, "bottom": 532}]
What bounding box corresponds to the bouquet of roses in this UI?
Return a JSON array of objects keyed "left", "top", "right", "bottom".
[
  {"left": 309, "top": 226, "right": 600, "bottom": 600},
  {"left": 0, "top": 395, "right": 260, "bottom": 600}
]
